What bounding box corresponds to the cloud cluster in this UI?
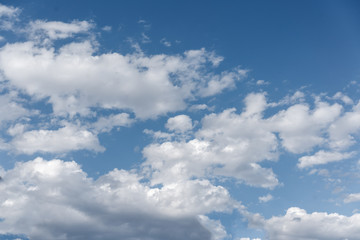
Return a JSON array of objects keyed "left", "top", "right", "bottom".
[
  {"left": 144, "top": 92, "right": 360, "bottom": 189},
  {"left": 263, "top": 207, "right": 360, "bottom": 240},
  {"left": 0, "top": 39, "right": 246, "bottom": 119},
  {"left": 0, "top": 158, "right": 233, "bottom": 240}
]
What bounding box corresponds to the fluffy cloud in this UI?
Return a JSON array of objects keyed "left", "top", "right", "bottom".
[
  {"left": 143, "top": 94, "right": 279, "bottom": 189},
  {"left": 269, "top": 101, "right": 342, "bottom": 154},
  {"left": 258, "top": 194, "right": 273, "bottom": 203},
  {"left": 91, "top": 113, "right": 134, "bottom": 133},
  {"left": 328, "top": 102, "right": 360, "bottom": 149},
  {"left": 344, "top": 193, "right": 360, "bottom": 203},
  {"left": 0, "top": 158, "right": 234, "bottom": 240},
  {"left": 143, "top": 92, "right": 360, "bottom": 189},
  {"left": 298, "top": 150, "right": 354, "bottom": 168},
  {"left": 10, "top": 124, "right": 104, "bottom": 154},
  {"left": 0, "top": 38, "right": 246, "bottom": 119},
  {"left": 28, "top": 20, "right": 93, "bottom": 41},
  {"left": 0, "top": 4, "right": 19, "bottom": 30},
  {"left": 165, "top": 115, "right": 193, "bottom": 133},
  {"left": 0, "top": 92, "right": 30, "bottom": 126},
  {"left": 263, "top": 207, "right": 360, "bottom": 240}
]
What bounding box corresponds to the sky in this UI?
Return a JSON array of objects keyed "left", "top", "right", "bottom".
[{"left": 0, "top": 0, "right": 360, "bottom": 239}]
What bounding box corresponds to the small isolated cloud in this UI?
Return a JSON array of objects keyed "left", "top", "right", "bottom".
[
  {"left": 11, "top": 124, "right": 104, "bottom": 154},
  {"left": 344, "top": 193, "right": 360, "bottom": 203},
  {"left": 298, "top": 151, "right": 354, "bottom": 169},
  {"left": 27, "top": 20, "right": 93, "bottom": 41},
  {"left": 259, "top": 194, "right": 273, "bottom": 203},
  {"left": 256, "top": 80, "right": 269, "bottom": 86},
  {"left": 141, "top": 32, "right": 151, "bottom": 43},
  {"left": 165, "top": 115, "right": 193, "bottom": 133},
  {"left": 160, "top": 38, "right": 171, "bottom": 47},
  {"left": 91, "top": 113, "right": 134, "bottom": 133},
  {"left": 101, "top": 25, "right": 112, "bottom": 32},
  {"left": 189, "top": 104, "right": 210, "bottom": 111}
]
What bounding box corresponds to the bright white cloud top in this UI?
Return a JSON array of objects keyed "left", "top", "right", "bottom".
[{"left": 0, "top": 2, "right": 360, "bottom": 240}]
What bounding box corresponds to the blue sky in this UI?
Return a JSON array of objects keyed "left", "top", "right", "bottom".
[{"left": 0, "top": 1, "right": 360, "bottom": 240}]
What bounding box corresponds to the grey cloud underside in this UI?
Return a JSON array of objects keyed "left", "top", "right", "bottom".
[{"left": 0, "top": 158, "right": 226, "bottom": 240}]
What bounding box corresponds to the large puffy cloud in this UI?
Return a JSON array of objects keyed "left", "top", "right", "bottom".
[
  {"left": 0, "top": 37, "right": 246, "bottom": 119},
  {"left": 143, "top": 94, "right": 279, "bottom": 189},
  {"left": 269, "top": 101, "right": 342, "bottom": 154},
  {"left": 263, "top": 207, "right": 360, "bottom": 240},
  {"left": 143, "top": 93, "right": 360, "bottom": 190},
  {"left": 0, "top": 158, "right": 233, "bottom": 240}
]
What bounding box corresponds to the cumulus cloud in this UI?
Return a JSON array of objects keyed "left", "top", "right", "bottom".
[
  {"left": 143, "top": 94, "right": 280, "bottom": 188},
  {"left": 0, "top": 158, "right": 235, "bottom": 240},
  {"left": 263, "top": 207, "right": 360, "bottom": 240},
  {"left": 0, "top": 40, "right": 245, "bottom": 119},
  {"left": 258, "top": 194, "right": 273, "bottom": 203},
  {"left": 0, "top": 4, "right": 20, "bottom": 30},
  {"left": 344, "top": 193, "right": 360, "bottom": 203},
  {"left": 298, "top": 150, "right": 354, "bottom": 168},
  {"left": 165, "top": 115, "right": 193, "bottom": 133},
  {"left": 10, "top": 124, "right": 104, "bottom": 154},
  {"left": 328, "top": 101, "right": 360, "bottom": 149},
  {"left": 269, "top": 101, "right": 342, "bottom": 153},
  {"left": 27, "top": 20, "right": 93, "bottom": 42},
  {"left": 0, "top": 92, "right": 30, "bottom": 126},
  {"left": 91, "top": 113, "right": 134, "bottom": 133},
  {"left": 332, "top": 92, "right": 354, "bottom": 105}
]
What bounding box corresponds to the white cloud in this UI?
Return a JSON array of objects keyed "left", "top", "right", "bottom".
[
  {"left": 144, "top": 95, "right": 280, "bottom": 188},
  {"left": 333, "top": 92, "right": 354, "bottom": 105},
  {"left": 11, "top": 124, "right": 104, "bottom": 154},
  {"left": 270, "top": 101, "right": 342, "bottom": 153},
  {"left": 263, "top": 207, "right": 360, "bottom": 240},
  {"left": 0, "top": 4, "right": 19, "bottom": 17},
  {"left": 160, "top": 38, "right": 171, "bottom": 47},
  {"left": 28, "top": 20, "right": 93, "bottom": 41},
  {"left": 256, "top": 80, "right": 269, "bottom": 86},
  {"left": 166, "top": 115, "right": 193, "bottom": 133},
  {"left": 189, "top": 104, "right": 210, "bottom": 111},
  {"left": 0, "top": 158, "right": 235, "bottom": 239},
  {"left": 0, "top": 93, "right": 30, "bottom": 126},
  {"left": 344, "top": 193, "right": 360, "bottom": 203},
  {"left": 328, "top": 102, "right": 360, "bottom": 149},
  {"left": 0, "top": 4, "right": 19, "bottom": 30},
  {"left": 298, "top": 150, "right": 354, "bottom": 168},
  {"left": 144, "top": 129, "right": 175, "bottom": 141},
  {"left": 91, "top": 113, "right": 134, "bottom": 133},
  {"left": 258, "top": 194, "right": 273, "bottom": 203},
  {"left": 0, "top": 40, "right": 245, "bottom": 119},
  {"left": 101, "top": 25, "right": 112, "bottom": 32}
]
